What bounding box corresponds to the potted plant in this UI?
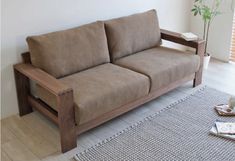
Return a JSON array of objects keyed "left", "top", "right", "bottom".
[{"left": 191, "top": 0, "right": 222, "bottom": 69}]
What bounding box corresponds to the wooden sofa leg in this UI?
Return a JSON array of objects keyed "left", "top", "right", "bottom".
[
  {"left": 58, "top": 90, "right": 77, "bottom": 153},
  {"left": 193, "top": 40, "right": 205, "bottom": 88},
  {"left": 14, "top": 68, "right": 33, "bottom": 116},
  {"left": 193, "top": 69, "right": 202, "bottom": 87}
]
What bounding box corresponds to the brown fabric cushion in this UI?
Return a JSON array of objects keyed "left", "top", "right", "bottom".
[
  {"left": 27, "top": 21, "right": 110, "bottom": 78},
  {"left": 36, "top": 63, "right": 150, "bottom": 125},
  {"left": 105, "top": 9, "right": 162, "bottom": 61},
  {"left": 115, "top": 46, "right": 200, "bottom": 92}
]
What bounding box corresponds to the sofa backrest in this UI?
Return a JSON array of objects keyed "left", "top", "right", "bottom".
[
  {"left": 105, "top": 9, "right": 162, "bottom": 62},
  {"left": 27, "top": 21, "right": 110, "bottom": 78}
]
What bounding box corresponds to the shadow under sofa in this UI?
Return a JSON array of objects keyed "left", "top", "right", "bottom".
[{"left": 14, "top": 9, "right": 205, "bottom": 153}]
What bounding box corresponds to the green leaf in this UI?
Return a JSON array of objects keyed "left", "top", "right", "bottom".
[{"left": 198, "top": 9, "right": 202, "bottom": 15}]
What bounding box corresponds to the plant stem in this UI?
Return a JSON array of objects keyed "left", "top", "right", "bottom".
[
  {"left": 205, "top": 21, "right": 211, "bottom": 56},
  {"left": 203, "top": 21, "right": 206, "bottom": 40}
]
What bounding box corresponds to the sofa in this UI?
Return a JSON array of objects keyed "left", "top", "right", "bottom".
[{"left": 14, "top": 10, "right": 205, "bottom": 153}]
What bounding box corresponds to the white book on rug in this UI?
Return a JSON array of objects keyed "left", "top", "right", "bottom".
[
  {"left": 210, "top": 124, "right": 235, "bottom": 141},
  {"left": 216, "top": 121, "right": 235, "bottom": 134},
  {"left": 181, "top": 32, "right": 198, "bottom": 41}
]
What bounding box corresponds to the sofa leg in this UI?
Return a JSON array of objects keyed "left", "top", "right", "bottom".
[
  {"left": 193, "top": 68, "right": 203, "bottom": 87},
  {"left": 58, "top": 90, "right": 77, "bottom": 153},
  {"left": 59, "top": 126, "right": 77, "bottom": 153},
  {"left": 193, "top": 39, "right": 205, "bottom": 88},
  {"left": 14, "top": 68, "right": 33, "bottom": 116}
]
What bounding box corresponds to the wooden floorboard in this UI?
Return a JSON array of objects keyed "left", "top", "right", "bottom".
[
  {"left": 21, "top": 113, "right": 60, "bottom": 150},
  {"left": 1, "top": 59, "right": 235, "bottom": 161},
  {"left": 2, "top": 115, "right": 58, "bottom": 159},
  {"left": 2, "top": 139, "right": 40, "bottom": 161}
]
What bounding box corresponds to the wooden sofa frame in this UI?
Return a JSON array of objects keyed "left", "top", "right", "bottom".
[{"left": 14, "top": 29, "right": 205, "bottom": 153}]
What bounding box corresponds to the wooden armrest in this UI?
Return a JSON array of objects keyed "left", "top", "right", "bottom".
[
  {"left": 14, "top": 63, "right": 76, "bottom": 152},
  {"left": 14, "top": 63, "right": 72, "bottom": 96},
  {"left": 160, "top": 29, "right": 205, "bottom": 87},
  {"left": 160, "top": 29, "right": 205, "bottom": 49}
]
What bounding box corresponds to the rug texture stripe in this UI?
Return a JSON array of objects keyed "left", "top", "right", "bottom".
[{"left": 74, "top": 87, "right": 235, "bottom": 161}]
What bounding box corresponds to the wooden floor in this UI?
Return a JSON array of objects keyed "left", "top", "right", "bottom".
[{"left": 1, "top": 59, "right": 235, "bottom": 161}]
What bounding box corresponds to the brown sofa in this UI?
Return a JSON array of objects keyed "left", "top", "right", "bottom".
[{"left": 14, "top": 10, "right": 205, "bottom": 153}]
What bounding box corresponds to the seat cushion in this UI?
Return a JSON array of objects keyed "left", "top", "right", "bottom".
[
  {"left": 27, "top": 21, "right": 110, "bottom": 78},
  {"left": 36, "top": 63, "right": 150, "bottom": 125},
  {"left": 114, "top": 47, "right": 200, "bottom": 92},
  {"left": 105, "top": 9, "right": 162, "bottom": 62}
]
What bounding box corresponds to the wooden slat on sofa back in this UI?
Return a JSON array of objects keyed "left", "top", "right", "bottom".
[{"left": 21, "top": 52, "right": 32, "bottom": 64}]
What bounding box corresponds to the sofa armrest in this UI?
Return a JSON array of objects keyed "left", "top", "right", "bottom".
[
  {"left": 14, "top": 63, "right": 72, "bottom": 96},
  {"left": 14, "top": 63, "right": 77, "bottom": 152},
  {"left": 160, "top": 29, "right": 205, "bottom": 87},
  {"left": 160, "top": 29, "right": 205, "bottom": 50}
]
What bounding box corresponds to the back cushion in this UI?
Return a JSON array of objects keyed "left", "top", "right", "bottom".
[
  {"left": 105, "top": 9, "right": 162, "bottom": 62},
  {"left": 27, "top": 21, "right": 110, "bottom": 78}
]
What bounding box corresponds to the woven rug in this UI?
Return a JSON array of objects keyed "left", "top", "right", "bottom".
[{"left": 74, "top": 87, "right": 235, "bottom": 161}]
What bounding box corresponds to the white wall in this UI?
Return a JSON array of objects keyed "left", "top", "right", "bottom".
[
  {"left": 190, "top": 0, "right": 234, "bottom": 62},
  {"left": 1, "top": 0, "right": 191, "bottom": 119}
]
